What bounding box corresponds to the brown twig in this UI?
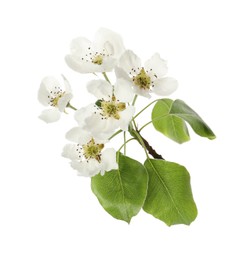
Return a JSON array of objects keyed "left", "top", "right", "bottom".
[{"left": 139, "top": 132, "right": 164, "bottom": 160}]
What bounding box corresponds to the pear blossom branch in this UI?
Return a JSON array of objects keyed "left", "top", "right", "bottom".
[
  {"left": 137, "top": 131, "right": 164, "bottom": 160},
  {"left": 130, "top": 128, "right": 164, "bottom": 160}
]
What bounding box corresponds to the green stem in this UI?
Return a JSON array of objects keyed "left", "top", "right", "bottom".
[
  {"left": 132, "top": 118, "right": 137, "bottom": 130},
  {"left": 108, "top": 129, "right": 123, "bottom": 140},
  {"left": 102, "top": 72, "right": 111, "bottom": 83},
  {"left": 132, "top": 95, "right": 138, "bottom": 106},
  {"left": 131, "top": 129, "right": 150, "bottom": 159},
  {"left": 123, "top": 131, "right": 126, "bottom": 155},
  {"left": 133, "top": 99, "right": 159, "bottom": 120},
  {"left": 66, "top": 103, "right": 77, "bottom": 111},
  {"left": 129, "top": 124, "right": 164, "bottom": 160},
  {"left": 139, "top": 114, "right": 174, "bottom": 132},
  {"left": 118, "top": 138, "right": 136, "bottom": 153},
  {"left": 138, "top": 121, "right": 153, "bottom": 132}
]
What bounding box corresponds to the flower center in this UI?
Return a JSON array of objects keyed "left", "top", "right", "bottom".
[
  {"left": 51, "top": 93, "right": 64, "bottom": 106},
  {"left": 83, "top": 138, "right": 104, "bottom": 162},
  {"left": 92, "top": 55, "right": 103, "bottom": 65},
  {"left": 48, "top": 86, "right": 65, "bottom": 107},
  {"left": 133, "top": 68, "right": 151, "bottom": 90},
  {"left": 81, "top": 47, "right": 111, "bottom": 65},
  {"left": 100, "top": 96, "right": 126, "bottom": 120}
]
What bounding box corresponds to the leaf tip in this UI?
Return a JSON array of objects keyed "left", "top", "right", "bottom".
[{"left": 209, "top": 134, "right": 216, "bottom": 140}]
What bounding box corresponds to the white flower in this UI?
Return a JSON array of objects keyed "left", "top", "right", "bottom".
[
  {"left": 65, "top": 28, "right": 125, "bottom": 74},
  {"left": 62, "top": 127, "right": 118, "bottom": 177},
  {"left": 38, "top": 75, "right": 73, "bottom": 123},
  {"left": 74, "top": 79, "right": 135, "bottom": 139},
  {"left": 116, "top": 50, "right": 178, "bottom": 98}
]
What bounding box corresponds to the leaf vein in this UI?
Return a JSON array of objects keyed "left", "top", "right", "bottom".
[
  {"left": 147, "top": 159, "right": 187, "bottom": 222},
  {"left": 117, "top": 154, "right": 130, "bottom": 222}
]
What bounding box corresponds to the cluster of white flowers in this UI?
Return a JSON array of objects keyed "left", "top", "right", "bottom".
[{"left": 38, "top": 28, "right": 178, "bottom": 177}]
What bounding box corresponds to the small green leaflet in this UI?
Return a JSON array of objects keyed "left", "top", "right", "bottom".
[
  {"left": 91, "top": 153, "right": 148, "bottom": 223},
  {"left": 143, "top": 159, "right": 197, "bottom": 226}
]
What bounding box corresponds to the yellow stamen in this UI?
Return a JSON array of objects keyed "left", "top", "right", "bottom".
[
  {"left": 133, "top": 68, "right": 151, "bottom": 90},
  {"left": 101, "top": 95, "right": 126, "bottom": 120},
  {"left": 92, "top": 55, "right": 103, "bottom": 65},
  {"left": 83, "top": 138, "right": 104, "bottom": 162}
]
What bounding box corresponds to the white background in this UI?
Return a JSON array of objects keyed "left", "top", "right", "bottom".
[{"left": 0, "top": 0, "right": 251, "bottom": 259}]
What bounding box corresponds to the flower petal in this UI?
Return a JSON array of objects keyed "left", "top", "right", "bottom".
[
  {"left": 62, "top": 144, "right": 79, "bottom": 160},
  {"left": 61, "top": 74, "right": 72, "bottom": 92},
  {"left": 74, "top": 104, "right": 96, "bottom": 128},
  {"left": 87, "top": 80, "right": 113, "bottom": 99},
  {"left": 118, "top": 50, "right": 141, "bottom": 74},
  {"left": 65, "top": 127, "right": 92, "bottom": 144},
  {"left": 119, "top": 105, "right": 135, "bottom": 130},
  {"left": 132, "top": 85, "right": 151, "bottom": 98},
  {"left": 58, "top": 93, "right": 73, "bottom": 112},
  {"left": 65, "top": 37, "right": 102, "bottom": 73},
  {"left": 70, "top": 37, "right": 93, "bottom": 58},
  {"left": 115, "top": 66, "right": 131, "bottom": 81},
  {"left": 65, "top": 55, "right": 102, "bottom": 74},
  {"left": 153, "top": 77, "right": 178, "bottom": 96},
  {"left": 100, "top": 148, "right": 118, "bottom": 175},
  {"left": 144, "top": 53, "right": 168, "bottom": 78},
  {"left": 85, "top": 114, "right": 119, "bottom": 138},
  {"left": 38, "top": 108, "right": 61, "bottom": 123},
  {"left": 94, "top": 28, "right": 125, "bottom": 58},
  {"left": 71, "top": 160, "right": 100, "bottom": 177},
  {"left": 38, "top": 76, "right": 61, "bottom": 106},
  {"left": 101, "top": 57, "right": 117, "bottom": 72},
  {"left": 114, "top": 78, "right": 134, "bottom": 103}
]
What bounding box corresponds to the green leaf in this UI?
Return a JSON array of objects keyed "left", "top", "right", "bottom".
[
  {"left": 170, "top": 99, "right": 216, "bottom": 139},
  {"left": 143, "top": 159, "right": 197, "bottom": 226},
  {"left": 91, "top": 153, "right": 148, "bottom": 223},
  {"left": 152, "top": 99, "right": 190, "bottom": 143}
]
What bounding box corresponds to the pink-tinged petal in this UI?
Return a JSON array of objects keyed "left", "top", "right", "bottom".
[
  {"left": 144, "top": 53, "right": 168, "bottom": 78},
  {"left": 87, "top": 80, "right": 112, "bottom": 99},
  {"left": 153, "top": 77, "right": 178, "bottom": 96},
  {"left": 65, "top": 127, "right": 92, "bottom": 144},
  {"left": 100, "top": 148, "right": 118, "bottom": 175},
  {"left": 62, "top": 144, "right": 79, "bottom": 161},
  {"left": 119, "top": 105, "right": 135, "bottom": 130},
  {"left": 114, "top": 78, "right": 134, "bottom": 103},
  {"left": 38, "top": 108, "right": 61, "bottom": 123},
  {"left": 94, "top": 28, "right": 125, "bottom": 58},
  {"left": 118, "top": 50, "right": 142, "bottom": 74},
  {"left": 58, "top": 93, "right": 73, "bottom": 112}
]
